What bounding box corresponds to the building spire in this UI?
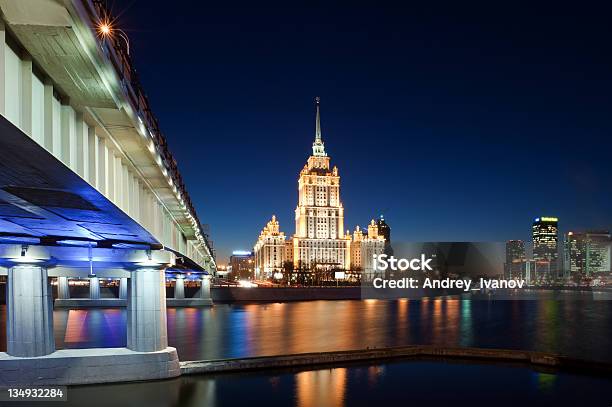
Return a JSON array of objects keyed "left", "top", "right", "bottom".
[
  {"left": 315, "top": 96, "right": 322, "bottom": 142},
  {"left": 312, "top": 96, "right": 327, "bottom": 157}
]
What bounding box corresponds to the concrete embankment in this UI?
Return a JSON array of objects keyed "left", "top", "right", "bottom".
[
  {"left": 180, "top": 345, "right": 612, "bottom": 376},
  {"left": 211, "top": 286, "right": 362, "bottom": 302}
]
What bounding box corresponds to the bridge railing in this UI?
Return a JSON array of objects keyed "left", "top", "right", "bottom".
[{"left": 85, "top": 0, "right": 215, "bottom": 260}]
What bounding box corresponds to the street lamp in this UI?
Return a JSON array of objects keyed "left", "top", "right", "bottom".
[{"left": 97, "top": 20, "right": 130, "bottom": 55}]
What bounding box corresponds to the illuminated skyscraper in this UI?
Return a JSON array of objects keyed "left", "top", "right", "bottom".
[
  {"left": 532, "top": 217, "right": 559, "bottom": 279},
  {"left": 254, "top": 98, "right": 385, "bottom": 278},
  {"left": 505, "top": 240, "right": 526, "bottom": 279},
  {"left": 229, "top": 251, "right": 254, "bottom": 280},
  {"left": 564, "top": 231, "right": 611, "bottom": 278},
  {"left": 292, "top": 98, "right": 351, "bottom": 270},
  {"left": 377, "top": 215, "right": 393, "bottom": 256}
]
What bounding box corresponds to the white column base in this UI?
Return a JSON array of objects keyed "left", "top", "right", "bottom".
[
  {"left": 0, "top": 347, "right": 180, "bottom": 386},
  {"left": 127, "top": 268, "right": 168, "bottom": 352},
  {"left": 199, "top": 276, "right": 212, "bottom": 299},
  {"left": 119, "top": 277, "right": 128, "bottom": 299},
  {"left": 89, "top": 276, "right": 100, "bottom": 299},
  {"left": 7, "top": 265, "right": 55, "bottom": 357},
  {"left": 174, "top": 277, "right": 185, "bottom": 299},
  {"left": 57, "top": 276, "right": 70, "bottom": 299}
]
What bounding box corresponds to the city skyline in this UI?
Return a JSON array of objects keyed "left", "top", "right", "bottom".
[
  {"left": 3, "top": 0, "right": 612, "bottom": 398},
  {"left": 117, "top": 1, "right": 612, "bottom": 260}
]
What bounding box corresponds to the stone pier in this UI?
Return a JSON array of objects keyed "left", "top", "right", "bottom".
[
  {"left": 127, "top": 267, "right": 168, "bottom": 352},
  {"left": 6, "top": 265, "right": 54, "bottom": 357},
  {"left": 0, "top": 246, "right": 180, "bottom": 385},
  {"left": 166, "top": 275, "right": 213, "bottom": 307},
  {"left": 57, "top": 276, "right": 70, "bottom": 300},
  {"left": 119, "top": 277, "right": 128, "bottom": 299},
  {"left": 54, "top": 273, "right": 127, "bottom": 308},
  {"left": 89, "top": 276, "right": 100, "bottom": 300},
  {"left": 174, "top": 275, "right": 185, "bottom": 299}
]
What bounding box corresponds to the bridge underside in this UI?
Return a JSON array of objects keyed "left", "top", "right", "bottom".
[
  {"left": 0, "top": 114, "right": 211, "bottom": 385},
  {"left": 0, "top": 0, "right": 216, "bottom": 385},
  {"left": 0, "top": 0, "right": 215, "bottom": 272},
  {"left": 0, "top": 113, "right": 159, "bottom": 248}
]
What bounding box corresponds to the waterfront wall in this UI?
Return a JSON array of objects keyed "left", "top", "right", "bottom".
[
  {"left": 180, "top": 345, "right": 612, "bottom": 376},
  {"left": 211, "top": 287, "right": 362, "bottom": 302},
  {"left": 2, "top": 285, "right": 361, "bottom": 305}
]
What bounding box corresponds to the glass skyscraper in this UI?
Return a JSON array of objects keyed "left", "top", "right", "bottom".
[
  {"left": 505, "top": 240, "right": 526, "bottom": 279},
  {"left": 532, "top": 217, "right": 559, "bottom": 280},
  {"left": 564, "top": 231, "right": 611, "bottom": 278}
]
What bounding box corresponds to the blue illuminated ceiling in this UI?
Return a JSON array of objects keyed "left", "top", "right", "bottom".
[{"left": 0, "top": 114, "right": 160, "bottom": 248}]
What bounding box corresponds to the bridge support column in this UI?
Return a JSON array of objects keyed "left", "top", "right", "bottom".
[
  {"left": 89, "top": 276, "right": 100, "bottom": 299},
  {"left": 199, "top": 276, "right": 211, "bottom": 300},
  {"left": 119, "top": 277, "right": 128, "bottom": 299},
  {"left": 174, "top": 275, "right": 185, "bottom": 299},
  {"left": 57, "top": 276, "right": 70, "bottom": 299},
  {"left": 127, "top": 267, "right": 168, "bottom": 352},
  {"left": 6, "top": 265, "right": 55, "bottom": 357}
]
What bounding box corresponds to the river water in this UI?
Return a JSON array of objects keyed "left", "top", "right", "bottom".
[
  {"left": 57, "top": 360, "right": 612, "bottom": 407},
  {"left": 1, "top": 291, "right": 610, "bottom": 362},
  {"left": 4, "top": 293, "right": 612, "bottom": 406}
]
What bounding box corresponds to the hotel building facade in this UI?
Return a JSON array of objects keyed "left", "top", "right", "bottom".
[
  {"left": 254, "top": 216, "right": 287, "bottom": 279},
  {"left": 253, "top": 98, "right": 385, "bottom": 279}
]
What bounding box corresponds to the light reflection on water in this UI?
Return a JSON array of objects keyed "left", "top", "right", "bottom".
[
  {"left": 61, "top": 360, "right": 612, "bottom": 407},
  {"left": 1, "top": 295, "right": 611, "bottom": 362}
]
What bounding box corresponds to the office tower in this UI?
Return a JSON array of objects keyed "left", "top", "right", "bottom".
[
  {"left": 229, "top": 251, "right": 255, "bottom": 280},
  {"left": 505, "top": 240, "right": 526, "bottom": 279},
  {"left": 377, "top": 215, "right": 393, "bottom": 256},
  {"left": 565, "top": 231, "right": 611, "bottom": 278},
  {"left": 532, "top": 217, "right": 559, "bottom": 280}
]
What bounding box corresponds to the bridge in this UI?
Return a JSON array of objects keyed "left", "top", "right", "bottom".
[{"left": 0, "top": 0, "right": 215, "bottom": 384}]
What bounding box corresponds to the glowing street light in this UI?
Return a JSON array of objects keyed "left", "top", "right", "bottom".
[
  {"left": 99, "top": 23, "right": 111, "bottom": 35},
  {"left": 97, "top": 20, "right": 130, "bottom": 55}
]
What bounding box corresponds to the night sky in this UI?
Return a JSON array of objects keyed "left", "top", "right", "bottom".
[{"left": 114, "top": 1, "right": 612, "bottom": 262}]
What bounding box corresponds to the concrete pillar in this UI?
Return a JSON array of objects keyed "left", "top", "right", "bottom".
[
  {"left": 43, "top": 79, "right": 55, "bottom": 153},
  {"left": 6, "top": 265, "right": 55, "bottom": 357},
  {"left": 107, "top": 148, "right": 115, "bottom": 201},
  {"left": 127, "top": 268, "right": 168, "bottom": 352},
  {"left": 174, "top": 276, "right": 185, "bottom": 299},
  {"left": 75, "top": 112, "right": 88, "bottom": 179},
  {"left": 60, "top": 104, "right": 76, "bottom": 169},
  {"left": 89, "top": 276, "right": 100, "bottom": 300},
  {"left": 119, "top": 277, "right": 128, "bottom": 299},
  {"left": 87, "top": 127, "right": 98, "bottom": 187},
  {"left": 20, "top": 55, "right": 33, "bottom": 136},
  {"left": 57, "top": 276, "right": 70, "bottom": 299},
  {"left": 199, "top": 276, "right": 211, "bottom": 300},
  {"left": 97, "top": 136, "right": 106, "bottom": 195}
]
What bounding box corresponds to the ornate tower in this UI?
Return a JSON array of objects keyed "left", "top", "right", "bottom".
[
  {"left": 293, "top": 98, "right": 350, "bottom": 270},
  {"left": 312, "top": 97, "right": 326, "bottom": 157}
]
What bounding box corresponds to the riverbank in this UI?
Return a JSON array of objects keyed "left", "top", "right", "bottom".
[
  {"left": 212, "top": 286, "right": 362, "bottom": 302},
  {"left": 180, "top": 345, "right": 612, "bottom": 377}
]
